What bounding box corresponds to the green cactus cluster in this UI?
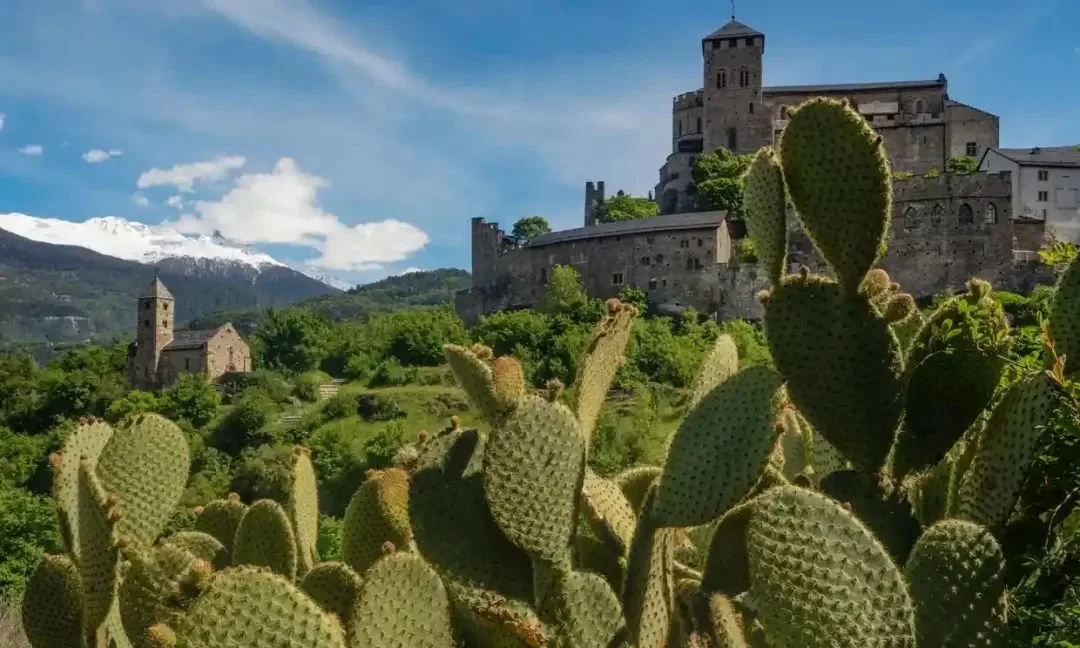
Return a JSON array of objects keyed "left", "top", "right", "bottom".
[{"left": 21, "top": 97, "right": 1080, "bottom": 647}]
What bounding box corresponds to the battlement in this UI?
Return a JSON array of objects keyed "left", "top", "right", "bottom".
[
  {"left": 673, "top": 90, "right": 704, "bottom": 111},
  {"left": 891, "top": 170, "right": 1012, "bottom": 202}
]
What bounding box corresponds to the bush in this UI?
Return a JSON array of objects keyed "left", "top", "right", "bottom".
[
  {"left": 228, "top": 370, "right": 294, "bottom": 404},
  {"left": 422, "top": 392, "right": 470, "bottom": 418},
  {"left": 293, "top": 371, "right": 332, "bottom": 403},
  {"left": 105, "top": 390, "right": 159, "bottom": 424},
  {"left": 367, "top": 358, "right": 415, "bottom": 388},
  {"left": 321, "top": 392, "right": 358, "bottom": 421},
  {"left": 356, "top": 393, "right": 406, "bottom": 422},
  {"left": 216, "top": 389, "right": 278, "bottom": 452},
  {"left": 228, "top": 444, "right": 294, "bottom": 504},
  {"left": 0, "top": 485, "right": 63, "bottom": 599},
  {"left": 157, "top": 374, "right": 220, "bottom": 428},
  {"left": 363, "top": 421, "right": 408, "bottom": 469}
]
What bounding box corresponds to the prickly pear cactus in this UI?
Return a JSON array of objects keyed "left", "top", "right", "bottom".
[
  {"left": 351, "top": 551, "right": 456, "bottom": 648},
  {"left": 231, "top": 499, "right": 298, "bottom": 580},
  {"left": 1049, "top": 248, "right": 1080, "bottom": 374},
  {"left": 342, "top": 467, "right": 413, "bottom": 574},
  {"left": 193, "top": 493, "right": 247, "bottom": 555},
  {"left": 741, "top": 147, "right": 789, "bottom": 284},
  {"left": 22, "top": 554, "right": 85, "bottom": 648}
]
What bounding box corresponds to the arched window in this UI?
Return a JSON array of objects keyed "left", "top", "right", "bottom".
[
  {"left": 696, "top": 117, "right": 702, "bottom": 132},
  {"left": 913, "top": 99, "right": 925, "bottom": 114},
  {"left": 727, "top": 127, "right": 737, "bottom": 151},
  {"left": 717, "top": 69, "right": 727, "bottom": 89},
  {"left": 931, "top": 204, "right": 943, "bottom": 227},
  {"left": 984, "top": 202, "right": 998, "bottom": 224},
  {"left": 676, "top": 120, "right": 683, "bottom": 137},
  {"left": 749, "top": 102, "right": 755, "bottom": 114},
  {"left": 903, "top": 207, "right": 918, "bottom": 230},
  {"left": 686, "top": 257, "right": 694, "bottom": 270},
  {"left": 958, "top": 203, "right": 974, "bottom": 225},
  {"left": 779, "top": 105, "right": 789, "bottom": 119},
  {"left": 739, "top": 67, "right": 750, "bottom": 87}
]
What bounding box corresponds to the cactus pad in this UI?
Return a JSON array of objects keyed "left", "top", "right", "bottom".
[
  {"left": 193, "top": 494, "right": 247, "bottom": 556},
  {"left": 779, "top": 97, "right": 892, "bottom": 291},
  {"left": 653, "top": 366, "right": 784, "bottom": 528},
  {"left": 95, "top": 413, "right": 190, "bottom": 548},
  {"left": 700, "top": 498, "right": 755, "bottom": 597},
  {"left": 747, "top": 486, "right": 916, "bottom": 647},
  {"left": 21, "top": 554, "right": 85, "bottom": 648},
  {"left": 444, "top": 344, "right": 504, "bottom": 423},
  {"left": 819, "top": 470, "right": 921, "bottom": 563},
  {"left": 574, "top": 300, "right": 637, "bottom": 441},
  {"left": 483, "top": 395, "right": 586, "bottom": 562},
  {"left": 905, "top": 520, "right": 1008, "bottom": 647},
  {"left": 167, "top": 566, "right": 347, "bottom": 648},
  {"left": 687, "top": 333, "right": 740, "bottom": 410},
  {"left": 1049, "top": 250, "right": 1080, "bottom": 374},
  {"left": 300, "top": 561, "right": 364, "bottom": 631},
  {"left": 614, "top": 466, "right": 661, "bottom": 513},
  {"left": 231, "top": 499, "right": 298, "bottom": 580},
  {"left": 287, "top": 446, "right": 320, "bottom": 577},
  {"left": 52, "top": 417, "right": 114, "bottom": 558},
  {"left": 352, "top": 552, "right": 456, "bottom": 648},
  {"left": 119, "top": 544, "right": 207, "bottom": 645},
  {"left": 548, "top": 570, "right": 624, "bottom": 648},
  {"left": 77, "top": 459, "right": 123, "bottom": 636},
  {"left": 706, "top": 593, "right": 749, "bottom": 648},
  {"left": 622, "top": 523, "right": 676, "bottom": 648},
  {"left": 342, "top": 468, "right": 413, "bottom": 575},
  {"left": 764, "top": 272, "right": 905, "bottom": 471},
  {"left": 581, "top": 468, "right": 637, "bottom": 556},
  {"left": 894, "top": 286, "right": 1008, "bottom": 477},
  {"left": 492, "top": 356, "right": 526, "bottom": 409},
  {"left": 741, "top": 147, "right": 789, "bottom": 284},
  {"left": 162, "top": 531, "right": 229, "bottom": 570},
  {"left": 957, "top": 373, "right": 1058, "bottom": 529}
]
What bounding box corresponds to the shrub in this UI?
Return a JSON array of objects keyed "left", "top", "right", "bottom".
[
  {"left": 321, "top": 392, "right": 358, "bottom": 421},
  {"left": 356, "top": 393, "right": 406, "bottom": 422},
  {"left": 422, "top": 392, "right": 470, "bottom": 418},
  {"left": 216, "top": 389, "right": 278, "bottom": 452},
  {"left": 157, "top": 374, "right": 220, "bottom": 428},
  {"left": 292, "top": 370, "right": 332, "bottom": 402},
  {"left": 367, "top": 358, "right": 415, "bottom": 388}
]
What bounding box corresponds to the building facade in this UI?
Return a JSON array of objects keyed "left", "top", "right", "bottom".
[
  {"left": 126, "top": 276, "right": 252, "bottom": 390},
  {"left": 979, "top": 146, "right": 1080, "bottom": 243},
  {"left": 656, "top": 20, "right": 999, "bottom": 214}
]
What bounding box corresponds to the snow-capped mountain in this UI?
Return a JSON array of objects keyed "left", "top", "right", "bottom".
[{"left": 0, "top": 213, "right": 284, "bottom": 270}]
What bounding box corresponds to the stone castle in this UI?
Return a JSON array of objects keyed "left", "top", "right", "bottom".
[
  {"left": 126, "top": 275, "right": 252, "bottom": 391},
  {"left": 455, "top": 19, "right": 1052, "bottom": 324}
]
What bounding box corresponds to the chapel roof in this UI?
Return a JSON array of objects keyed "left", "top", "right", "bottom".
[
  {"left": 704, "top": 20, "right": 763, "bottom": 41},
  {"left": 140, "top": 275, "right": 174, "bottom": 300},
  {"left": 162, "top": 328, "right": 220, "bottom": 351}
]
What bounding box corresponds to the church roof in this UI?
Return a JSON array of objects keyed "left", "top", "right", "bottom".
[
  {"left": 527, "top": 211, "right": 726, "bottom": 248},
  {"left": 140, "top": 276, "right": 174, "bottom": 300},
  {"left": 988, "top": 146, "right": 1080, "bottom": 168},
  {"left": 704, "top": 20, "right": 763, "bottom": 41},
  {"left": 163, "top": 328, "right": 220, "bottom": 351}
]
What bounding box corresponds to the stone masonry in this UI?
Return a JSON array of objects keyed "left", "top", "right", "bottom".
[{"left": 454, "top": 19, "right": 1047, "bottom": 325}]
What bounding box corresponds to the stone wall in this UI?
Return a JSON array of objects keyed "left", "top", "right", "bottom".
[
  {"left": 159, "top": 348, "right": 205, "bottom": 388},
  {"left": 945, "top": 101, "right": 1000, "bottom": 160},
  {"left": 204, "top": 324, "right": 251, "bottom": 380}
]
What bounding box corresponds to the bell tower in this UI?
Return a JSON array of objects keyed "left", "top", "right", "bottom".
[
  {"left": 701, "top": 18, "right": 770, "bottom": 155},
  {"left": 131, "top": 272, "right": 175, "bottom": 390}
]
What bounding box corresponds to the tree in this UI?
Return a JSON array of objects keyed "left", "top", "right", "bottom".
[
  {"left": 540, "top": 265, "right": 588, "bottom": 315},
  {"left": 617, "top": 286, "right": 649, "bottom": 313},
  {"left": 511, "top": 216, "right": 551, "bottom": 245},
  {"left": 691, "top": 148, "right": 753, "bottom": 215},
  {"left": 252, "top": 308, "right": 333, "bottom": 375},
  {"left": 158, "top": 374, "right": 220, "bottom": 428},
  {"left": 595, "top": 192, "right": 659, "bottom": 223}
]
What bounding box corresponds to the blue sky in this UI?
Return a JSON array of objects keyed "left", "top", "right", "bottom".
[{"left": 0, "top": 0, "right": 1076, "bottom": 286}]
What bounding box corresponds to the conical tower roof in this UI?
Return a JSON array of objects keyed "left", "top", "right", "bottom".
[
  {"left": 140, "top": 273, "right": 174, "bottom": 300},
  {"left": 704, "top": 19, "right": 763, "bottom": 41}
]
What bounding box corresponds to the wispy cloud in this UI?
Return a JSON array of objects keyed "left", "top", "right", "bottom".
[
  {"left": 136, "top": 155, "right": 247, "bottom": 192},
  {"left": 18, "top": 144, "right": 43, "bottom": 156},
  {"left": 951, "top": 0, "right": 1060, "bottom": 69},
  {"left": 82, "top": 148, "right": 123, "bottom": 163},
  {"left": 131, "top": 192, "right": 150, "bottom": 207},
  {"left": 0, "top": 113, "right": 5, "bottom": 131}
]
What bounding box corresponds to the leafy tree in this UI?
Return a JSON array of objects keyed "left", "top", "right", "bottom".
[
  {"left": 0, "top": 427, "right": 49, "bottom": 488},
  {"left": 737, "top": 238, "right": 758, "bottom": 263},
  {"left": 253, "top": 307, "right": 333, "bottom": 375},
  {"left": 158, "top": 374, "right": 221, "bottom": 428},
  {"left": 617, "top": 286, "right": 649, "bottom": 313},
  {"left": 595, "top": 192, "right": 659, "bottom": 223},
  {"left": 691, "top": 148, "right": 753, "bottom": 215},
  {"left": 0, "top": 485, "right": 62, "bottom": 598},
  {"left": 511, "top": 216, "right": 552, "bottom": 245},
  {"left": 540, "top": 265, "right": 589, "bottom": 316},
  {"left": 105, "top": 390, "right": 159, "bottom": 424},
  {"left": 946, "top": 155, "right": 979, "bottom": 174}
]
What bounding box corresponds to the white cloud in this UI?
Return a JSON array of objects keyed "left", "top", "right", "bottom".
[
  {"left": 169, "top": 157, "right": 429, "bottom": 271},
  {"left": 82, "top": 148, "right": 123, "bottom": 163},
  {"left": 131, "top": 193, "right": 150, "bottom": 207},
  {"left": 136, "top": 155, "right": 247, "bottom": 192},
  {"left": 165, "top": 195, "right": 184, "bottom": 209},
  {"left": 398, "top": 267, "right": 422, "bottom": 275},
  {"left": 19, "top": 144, "right": 43, "bottom": 156},
  {"left": 0, "top": 113, "right": 5, "bottom": 131}
]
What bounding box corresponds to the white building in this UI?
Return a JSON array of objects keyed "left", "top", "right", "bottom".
[{"left": 979, "top": 146, "right": 1080, "bottom": 243}]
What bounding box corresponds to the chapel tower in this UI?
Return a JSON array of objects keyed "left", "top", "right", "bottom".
[
  {"left": 130, "top": 273, "right": 175, "bottom": 390},
  {"left": 701, "top": 18, "right": 771, "bottom": 155}
]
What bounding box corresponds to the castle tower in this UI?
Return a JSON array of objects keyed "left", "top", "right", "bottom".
[
  {"left": 584, "top": 180, "right": 605, "bottom": 227},
  {"left": 130, "top": 273, "right": 175, "bottom": 390},
  {"left": 701, "top": 19, "right": 771, "bottom": 155}
]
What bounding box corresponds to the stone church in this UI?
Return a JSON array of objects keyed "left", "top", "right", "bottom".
[{"left": 126, "top": 275, "right": 252, "bottom": 391}]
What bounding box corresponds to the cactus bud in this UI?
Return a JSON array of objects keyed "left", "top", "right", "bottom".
[
  {"left": 471, "top": 344, "right": 494, "bottom": 361},
  {"left": 227, "top": 492, "right": 241, "bottom": 503},
  {"left": 48, "top": 452, "right": 63, "bottom": 471},
  {"left": 756, "top": 289, "right": 772, "bottom": 304},
  {"left": 147, "top": 624, "right": 177, "bottom": 648},
  {"left": 883, "top": 293, "right": 917, "bottom": 322},
  {"left": 606, "top": 298, "right": 622, "bottom": 314},
  {"left": 417, "top": 431, "right": 430, "bottom": 444},
  {"left": 544, "top": 379, "right": 565, "bottom": 402},
  {"left": 193, "top": 506, "right": 205, "bottom": 515},
  {"left": 381, "top": 541, "right": 396, "bottom": 555},
  {"left": 449, "top": 415, "right": 461, "bottom": 429},
  {"left": 860, "top": 268, "right": 891, "bottom": 297},
  {"left": 492, "top": 356, "right": 526, "bottom": 407}
]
